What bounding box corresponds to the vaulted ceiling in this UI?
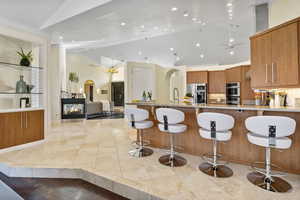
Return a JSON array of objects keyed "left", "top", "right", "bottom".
[{"left": 0, "top": 0, "right": 270, "bottom": 67}]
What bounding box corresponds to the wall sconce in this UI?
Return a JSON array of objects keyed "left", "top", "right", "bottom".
[{"left": 97, "top": 88, "right": 100, "bottom": 94}]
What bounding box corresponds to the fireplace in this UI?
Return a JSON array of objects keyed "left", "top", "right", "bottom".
[{"left": 61, "top": 98, "right": 86, "bottom": 119}]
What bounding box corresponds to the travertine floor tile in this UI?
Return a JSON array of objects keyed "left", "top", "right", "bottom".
[{"left": 0, "top": 118, "right": 299, "bottom": 200}]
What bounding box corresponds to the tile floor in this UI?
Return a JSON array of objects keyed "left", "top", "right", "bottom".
[{"left": 0, "top": 119, "right": 299, "bottom": 200}]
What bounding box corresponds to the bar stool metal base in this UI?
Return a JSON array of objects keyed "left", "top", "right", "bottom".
[
  {"left": 159, "top": 154, "right": 187, "bottom": 167},
  {"left": 247, "top": 172, "right": 292, "bottom": 193},
  {"left": 128, "top": 147, "right": 153, "bottom": 158},
  {"left": 199, "top": 162, "right": 233, "bottom": 178}
]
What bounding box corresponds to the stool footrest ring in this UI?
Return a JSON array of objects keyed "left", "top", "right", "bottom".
[{"left": 250, "top": 162, "right": 286, "bottom": 177}]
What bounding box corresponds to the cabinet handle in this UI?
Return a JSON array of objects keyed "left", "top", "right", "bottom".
[
  {"left": 272, "top": 63, "right": 274, "bottom": 83},
  {"left": 265, "top": 64, "right": 268, "bottom": 83}
]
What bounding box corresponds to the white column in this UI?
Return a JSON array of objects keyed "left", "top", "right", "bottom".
[{"left": 48, "top": 44, "right": 67, "bottom": 122}]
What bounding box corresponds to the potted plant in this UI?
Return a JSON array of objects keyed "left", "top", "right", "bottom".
[
  {"left": 69, "top": 72, "right": 79, "bottom": 83},
  {"left": 17, "top": 48, "right": 33, "bottom": 66},
  {"left": 69, "top": 72, "right": 79, "bottom": 95},
  {"left": 147, "top": 91, "right": 152, "bottom": 101},
  {"left": 142, "top": 91, "right": 147, "bottom": 101}
]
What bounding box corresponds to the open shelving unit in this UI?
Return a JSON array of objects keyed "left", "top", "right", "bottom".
[
  {"left": 0, "top": 61, "right": 43, "bottom": 71},
  {"left": 0, "top": 60, "right": 44, "bottom": 109}
]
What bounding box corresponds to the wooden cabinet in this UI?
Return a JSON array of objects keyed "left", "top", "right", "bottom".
[
  {"left": 186, "top": 71, "right": 208, "bottom": 84},
  {"left": 22, "top": 110, "right": 44, "bottom": 144},
  {"left": 0, "top": 110, "right": 44, "bottom": 149},
  {"left": 271, "top": 23, "right": 299, "bottom": 86},
  {"left": 208, "top": 71, "right": 225, "bottom": 93},
  {"left": 250, "top": 19, "right": 300, "bottom": 88},
  {"left": 225, "top": 66, "right": 255, "bottom": 103},
  {"left": 226, "top": 67, "right": 242, "bottom": 82}
]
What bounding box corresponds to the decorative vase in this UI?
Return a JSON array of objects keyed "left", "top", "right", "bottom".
[
  {"left": 16, "top": 75, "right": 27, "bottom": 93},
  {"left": 20, "top": 58, "right": 30, "bottom": 66}
]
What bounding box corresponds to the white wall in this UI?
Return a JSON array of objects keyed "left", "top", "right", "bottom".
[
  {"left": 125, "top": 61, "right": 185, "bottom": 103},
  {"left": 66, "top": 53, "right": 124, "bottom": 102},
  {"left": 269, "top": 0, "right": 300, "bottom": 27}
]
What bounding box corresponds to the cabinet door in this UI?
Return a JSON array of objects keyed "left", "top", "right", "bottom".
[
  {"left": 23, "top": 110, "right": 44, "bottom": 143},
  {"left": 208, "top": 71, "right": 225, "bottom": 93},
  {"left": 272, "top": 22, "right": 299, "bottom": 86},
  {"left": 0, "top": 112, "right": 22, "bottom": 149},
  {"left": 186, "top": 71, "right": 208, "bottom": 84},
  {"left": 226, "top": 67, "right": 242, "bottom": 83},
  {"left": 250, "top": 33, "right": 272, "bottom": 88}
]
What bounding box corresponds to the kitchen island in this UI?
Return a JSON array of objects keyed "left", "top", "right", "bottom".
[{"left": 126, "top": 102, "right": 300, "bottom": 174}]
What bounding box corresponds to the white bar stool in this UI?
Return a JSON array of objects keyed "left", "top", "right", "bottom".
[
  {"left": 125, "top": 108, "right": 154, "bottom": 157},
  {"left": 245, "top": 116, "right": 296, "bottom": 193},
  {"left": 156, "top": 108, "right": 187, "bottom": 167},
  {"left": 197, "top": 112, "right": 235, "bottom": 178}
]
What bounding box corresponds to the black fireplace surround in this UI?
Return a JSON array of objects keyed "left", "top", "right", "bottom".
[{"left": 61, "top": 98, "right": 86, "bottom": 119}]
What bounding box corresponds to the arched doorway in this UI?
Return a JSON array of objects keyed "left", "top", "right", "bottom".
[{"left": 84, "top": 80, "right": 95, "bottom": 102}]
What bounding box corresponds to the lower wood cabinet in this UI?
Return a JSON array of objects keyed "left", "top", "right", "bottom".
[{"left": 0, "top": 110, "right": 44, "bottom": 149}]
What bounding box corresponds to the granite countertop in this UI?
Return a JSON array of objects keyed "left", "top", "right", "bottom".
[
  {"left": 0, "top": 107, "right": 44, "bottom": 113},
  {"left": 126, "top": 101, "right": 300, "bottom": 112}
]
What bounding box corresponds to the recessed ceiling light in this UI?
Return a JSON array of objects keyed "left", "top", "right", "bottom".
[
  {"left": 230, "top": 50, "right": 235, "bottom": 55},
  {"left": 192, "top": 18, "right": 197, "bottom": 22},
  {"left": 229, "top": 38, "right": 235, "bottom": 43},
  {"left": 227, "top": 3, "right": 233, "bottom": 7},
  {"left": 59, "top": 36, "right": 63, "bottom": 40},
  {"left": 171, "top": 7, "right": 178, "bottom": 11},
  {"left": 229, "top": 13, "right": 233, "bottom": 17},
  {"left": 138, "top": 51, "right": 142, "bottom": 55},
  {"left": 228, "top": 9, "right": 233, "bottom": 13},
  {"left": 200, "top": 54, "right": 204, "bottom": 58},
  {"left": 140, "top": 25, "right": 145, "bottom": 29},
  {"left": 196, "top": 43, "right": 200, "bottom": 47},
  {"left": 183, "top": 12, "right": 189, "bottom": 17},
  {"left": 120, "top": 22, "right": 126, "bottom": 26},
  {"left": 170, "top": 47, "right": 174, "bottom": 51},
  {"left": 202, "top": 22, "right": 206, "bottom": 26},
  {"left": 176, "top": 56, "right": 181, "bottom": 61}
]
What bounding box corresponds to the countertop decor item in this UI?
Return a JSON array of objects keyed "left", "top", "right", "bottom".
[
  {"left": 17, "top": 48, "right": 33, "bottom": 67},
  {"left": 142, "top": 90, "right": 147, "bottom": 101},
  {"left": 16, "top": 75, "right": 27, "bottom": 93},
  {"left": 147, "top": 91, "right": 152, "bottom": 101}
]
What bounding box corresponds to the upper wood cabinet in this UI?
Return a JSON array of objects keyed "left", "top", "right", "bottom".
[
  {"left": 0, "top": 110, "right": 44, "bottom": 149},
  {"left": 208, "top": 71, "right": 225, "bottom": 93},
  {"left": 186, "top": 71, "right": 208, "bottom": 84},
  {"left": 250, "top": 19, "right": 299, "bottom": 88},
  {"left": 226, "top": 67, "right": 242, "bottom": 82}
]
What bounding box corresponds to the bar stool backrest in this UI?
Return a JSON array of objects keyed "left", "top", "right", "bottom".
[
  {"left": 197, "top": 112, "right": 234, "bottom": 131},
  {"left": 245, "top": 116, "right": 296, "bottom": 137},
  {"left": 156, "top": 108, "right": 185, "bottom": 124},
  {"left": 125, "top": 108, "right": 149, "bottom": 122}
]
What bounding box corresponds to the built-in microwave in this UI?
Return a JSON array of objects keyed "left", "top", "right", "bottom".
[
  {"left": 226, "top": 82, "right": 240, "bottom": 105},
  {"left": 226, "top": 82, "right": 240, "bottom": 97}
]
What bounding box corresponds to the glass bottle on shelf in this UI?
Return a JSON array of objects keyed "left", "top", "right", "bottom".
[{"left": 16, "top": 75, "right": 27, "bottom": 93}]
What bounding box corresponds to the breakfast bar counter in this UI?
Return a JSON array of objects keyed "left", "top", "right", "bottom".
[{"left": 126, "top": 102, "right": 300, "bottom": 174}]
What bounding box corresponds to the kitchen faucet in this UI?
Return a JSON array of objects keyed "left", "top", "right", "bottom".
[{"left": 173, "top": 88, "right": 179, "bottom": 103}]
